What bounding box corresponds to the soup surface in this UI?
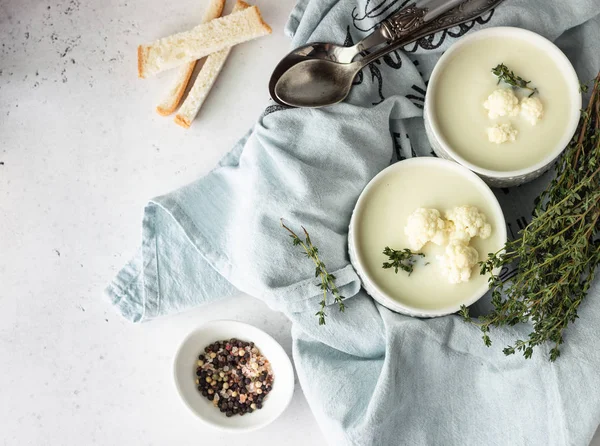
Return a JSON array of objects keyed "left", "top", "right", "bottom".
[
  {"left": 433, "top": 36, "right": 572, "bottom": 172},
  {"left": 354, "top": 163, "right": 505, "bottom": 311}
]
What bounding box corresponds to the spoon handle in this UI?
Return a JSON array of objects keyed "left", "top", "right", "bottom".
[
  {"left": 359, "top": 0, "right": 503, "bottom": 68},
  {"left": 419, "top": 0, "right": 470, "bottom": 21},
  {"left": 340, "top": 0, "right": 475, "bottom": 63},
  {"left": 379, "top": 0, "right": 464, "bottom": 41},
  {"left": 348, "top": 0, "right": 464, "bottom": 62}
]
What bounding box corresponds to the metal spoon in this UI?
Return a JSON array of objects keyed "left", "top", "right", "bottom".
[
  {"left": 273, "top": 0, "right": 504, "bottom": 108},
  {"left": 268, "top": 0, "right": 466, "bottom": 103}
]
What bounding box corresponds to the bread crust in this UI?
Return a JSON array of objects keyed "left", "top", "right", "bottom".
[
  {"left": 251, "top": 3, "right": 272, "bottom": 34},
  {"left": 137, "top": 45, "right": 146, "bottom": 78},
  {"left": 155, "top": 63, "right": 195, "bottom": 116},
  {"left": 174, "top": 114, "right": 191, "bottom": 128},
  {"left": 203, "top": 0, "right": 225, "bottom": 22}
]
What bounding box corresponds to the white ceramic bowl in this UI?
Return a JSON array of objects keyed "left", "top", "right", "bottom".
[
  {"left": 424, "top": 27, "right": 581, "bottom": 187},
  {"left": 173, "top": 320, "right": 295, "bottom": 432},
  {"left": 348, "top": 158, "right": 507, "bottom": 317}
]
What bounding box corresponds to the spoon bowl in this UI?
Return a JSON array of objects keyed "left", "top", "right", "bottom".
[
  {"left": 268, "top": 37, "right": 387, "bottom": 105},
  {"left": 274, "top": 59, "right": 358, "bottom": 108}
]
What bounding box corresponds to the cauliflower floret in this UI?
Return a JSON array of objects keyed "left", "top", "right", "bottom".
[
  {"left": 483, "top": 88, "right": 520, "bottom": 119},
  {"left": 437, "top": 241, "right": 479, "bottom": 284},
  {"left": 520, "top": 96, "right": 544, "bottom": 125},
  {"left": 487, "top": 123, "right": 518, "bottom": 144},
  {"left": 404, "top": 208, "right": 448, "bottom": 251},
  {"left": 445, "top": 205, "right": 492, "bottom": 243}
]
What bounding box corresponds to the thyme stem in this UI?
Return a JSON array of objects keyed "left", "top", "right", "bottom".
[
  {"left": 492, "top": 63, "right": 538, "bottom": 97},
  {"left": 281, "top": 220, "right": 346, "bottom": 325},
  {"left": 461, "top": 72, "right": 600, "bottom": 361}
]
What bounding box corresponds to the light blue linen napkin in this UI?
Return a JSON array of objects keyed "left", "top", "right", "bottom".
[{"left": 107, "top": 1, "right": 600, "bottom": 444}]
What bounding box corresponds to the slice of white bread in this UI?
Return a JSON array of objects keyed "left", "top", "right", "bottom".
[
  {"left": 174, "top": 1, "right": 249, "bottom": 128},
  {"left": 155, "top": 0, "right": 225, "bottom": 116},
  {"left": 138, "top": 5, "right": 271, "bottom": 78}
]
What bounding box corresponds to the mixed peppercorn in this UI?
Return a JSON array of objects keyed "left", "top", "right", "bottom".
[{"left": 195, "top": 338, "right": 274, "bottom": 417}]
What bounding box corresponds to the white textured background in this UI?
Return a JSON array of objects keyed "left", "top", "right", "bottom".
[{"left": 0, "top": 0, "right": 598, "bottom": 444}]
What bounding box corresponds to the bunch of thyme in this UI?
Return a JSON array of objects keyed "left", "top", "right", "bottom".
[
  {"left": 382, "top": 247, "right": 425, "bottom": 275},
  {"left": 281, "top": 220, "right": 345, "bottom": 325},
  {"left": 461, "top": 71, "right": 600, "bottom": 361},
  {"left": 492, "top": 63, "right": 538, "bottom": 97}
]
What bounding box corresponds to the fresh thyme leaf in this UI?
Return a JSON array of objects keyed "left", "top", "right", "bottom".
[
  {"left": 492, "top": 63, "right": 538, "bottom": 97},
  {"left": 462, "top": 71, "right": 600, "bottom": 361},
  {"left": 459, "top": 305, "right": 471, "bottom": 323},
  {"left": 281, "top": 220, "right": 346, "bottom": 325},
  {"left": 382, "top": 247, "right": 425, "bottom": 276}
]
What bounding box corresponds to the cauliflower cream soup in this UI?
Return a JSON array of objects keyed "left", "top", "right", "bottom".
[
  {"left": 350, "top": 159, "right": 506, "bottom": 313},
  {"left": 432, "top": 36, "right": 573, "bottom": 172}
]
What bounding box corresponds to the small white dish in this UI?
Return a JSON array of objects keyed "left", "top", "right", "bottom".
[
  {"left": 424, "top": 27, "right": 581, "bottom": 187},
  {"left": 173, "top": 320, "right": 295, "bottom": 432},
  {"left": 348, "top": 158, "right": 507, "bottom": 317}
]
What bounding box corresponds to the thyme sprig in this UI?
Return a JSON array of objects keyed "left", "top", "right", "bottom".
[
  {"left": 492, "top": 63, "right": 538, "bottom": 97},
  {"left": 461, "top": 71, "right": 600, "bottom": 361},
  {"left": 281, "top": 220, "right": 345, "bottom": 325},
  {"left": 382, "top": 247, "right": 425, "bottom": 275}
]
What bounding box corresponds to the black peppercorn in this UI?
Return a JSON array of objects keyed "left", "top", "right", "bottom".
[{"left": 196, "top": 339, "right": 273, "bottom": 418}]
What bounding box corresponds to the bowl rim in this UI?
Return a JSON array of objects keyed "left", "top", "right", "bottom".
[
  {"left": 424, "top": 26, "right": 582, "bottom": 179},
  {"left": 172, "top": 319, "right": 295, "bottom": 432},
  {"left": 348, "top": 157, "right": 507, "bottom": 317}
]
